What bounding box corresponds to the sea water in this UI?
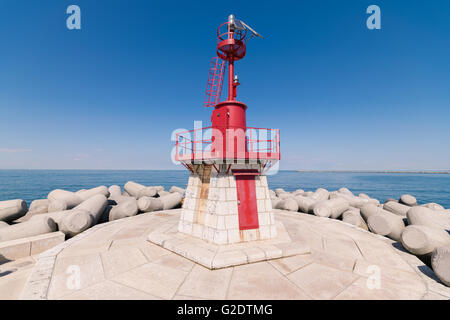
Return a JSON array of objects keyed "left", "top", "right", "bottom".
[{"left": 0, "top": 170, "right": 449, "bottom": 208}]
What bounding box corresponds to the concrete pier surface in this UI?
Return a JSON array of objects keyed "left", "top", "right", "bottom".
[{"left": 2, "top": 208, "right": 449, "bottom": 300}]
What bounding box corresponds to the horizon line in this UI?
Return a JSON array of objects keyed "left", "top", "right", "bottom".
[{"left": 0, "top": 168, "right": 449, "bottom": 173}]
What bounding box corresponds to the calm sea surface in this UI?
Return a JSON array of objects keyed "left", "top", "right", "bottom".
[{"left": 0, "top": 170, "right": 449, "bottom": 209}]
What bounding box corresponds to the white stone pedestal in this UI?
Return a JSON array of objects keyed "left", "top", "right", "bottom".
[{"left": 178, "top": 164, "right": 277, "bottom": 245}]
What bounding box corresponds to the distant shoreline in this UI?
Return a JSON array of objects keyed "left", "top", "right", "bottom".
[{"left": 296, "top": 170, "right": 450, "bottom": 174}]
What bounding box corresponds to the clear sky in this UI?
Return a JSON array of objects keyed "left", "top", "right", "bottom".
[{"left": 1, "top": 0, "right": 449, "bottom": 170}]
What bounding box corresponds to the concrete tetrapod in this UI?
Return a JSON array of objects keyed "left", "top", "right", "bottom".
[
  {"left": 313, "top": 198, "right": 349, "bottom": 219},
  {"left": 108, "top": 185, "right": 122, "bottom": 199},
  {"left": 329, "top": 193, "right": 365, "bottom": 209},
  {"left": 406, "top": 207, "right": 450, "bottom": 230},
  {"left": 338, "top": 187, "right": 353, "bottom": 196},
  {"left": 401, "top": 225, "right": 450, "bottom": 256},
  {"left": 421, "top": 203, "right": 445, "bottom": 211},
  {"left": 310, "top": 188, "right": 329, "bottom": 202},
  {"left": 157, "top": 190, "right": 170, "bottom": 197},
  {"left": 124, "top": 181, "right": 157, "bottom": 198},
  {"left": 361, "top": 204, "right": 405, "bottom": 241},
  {"left": 360, "top": 203, "right": 382, "bottom": 221},
  {"left": 0, "top": 221, "right": 9, "bottom": 229},
  {"left": 431, "top": 245, "right": 450, "bottom": 287},
  {"left": 47, "top": 200, "right": 69, "bottom": 213},
  {"left": 294, "top": 195, "right": 317, "bottom": 214},
  {"left": 58, "top": 194, "right": 108, "bottom": 237},
  {"left": 271, "top": 198, "right": 282, "bottom": 210},
  {"left": 277, "top": 198, "right": 299, "bottom": 212},
  {"left": 383, "top": 201, "right": 410, "bottom": 217},
  {"left": 0, "top": 216, "right": 57, "bottom": 242},
  {"left": 399, "top": 194, "right": 418, "bottom": 206},
  {"left": 109, "top": 198, "right": 139, "bottom": 221},
  {"left": 111, "top": 195, "right": 137, "bottom": 204},
  {"left": 29, "top": 199, "right": 49, "bottom": 214},
  {"left": 160, "top": 192, "right": 183, "bottom": 210},
  {"left": 0, "top": 199, "right": 28, "bottom": 222},
  {"left": 367, "top": 210, "right": 405, "bottom": 241},
  {"left": 138, "top": 196, "right": 163, "bottom": 213},
  {"left": 169, "top": 186, "right": 185, "bottom": 194},
  {"left": 28, "top": 207, "right": 78, "bottom": 226},
  {"left": 77, "top": 186, "right": 110, "bottom": 201},
  {"left": 278, "top": 193, "right": 294, "bottom": 200},
  {"left": 342, "top": 208, "right": 368, "bottom": 230},
  {"left": 48, "top": 189, "right": 83, "bottom": 212}
]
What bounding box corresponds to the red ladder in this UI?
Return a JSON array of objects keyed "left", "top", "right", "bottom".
[{"left": 204, "top": 57, "right": 226, "bottom": 108}]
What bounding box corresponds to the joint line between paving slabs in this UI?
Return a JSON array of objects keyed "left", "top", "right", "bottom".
[
  {"left": 224, "top": 266, "right": 235, "bottom": 300},
  {"left": 330, "top": 275, "right": 361, "bottom": 300},
  {"left": 267, "top": 259, "right": 314, "bottom": 300},
  {"left": 172, "top": 260, "right": 196, "bottom": 299}
]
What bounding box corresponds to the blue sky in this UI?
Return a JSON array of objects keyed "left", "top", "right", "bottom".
[{"left": 0, "top": 0, "right": 449, "bottom": 170}]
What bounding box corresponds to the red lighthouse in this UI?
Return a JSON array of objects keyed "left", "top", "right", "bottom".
[{"left": 176, "top": 15, "right": 280, "bottom": 244}]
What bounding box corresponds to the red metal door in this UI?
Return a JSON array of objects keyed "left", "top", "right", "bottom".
[{"left": 234, "top": 171, "right": 259, "bottom": 230}]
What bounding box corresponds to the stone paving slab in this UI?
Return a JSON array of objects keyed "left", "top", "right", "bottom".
[{"left": 12, "top": 208, "right": 450, "bottom": 300}]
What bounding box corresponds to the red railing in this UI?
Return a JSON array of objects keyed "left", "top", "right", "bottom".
[{"left": 175, "top": 127, "right": 280, "bottom": 162}]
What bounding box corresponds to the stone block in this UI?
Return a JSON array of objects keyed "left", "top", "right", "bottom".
[
  {"left": 216, "top": 216, "right": 226, "bottom": 230},
  {"left": 257, "top": 199, "right": 266, "bottom": 212},
  {"left": 270, "top": 225, "right": 278, "bottom": 238},
  {"left": 0, "top": 238, "right": 30, "bottom": 263},
  {"left": 259, "top": 245, "right": 282, "bottom": 259},
  {"left": 218, "top": 176, "right": 229, "bottom": 188},
  {"left": 229, "top": 176, "right": 236, "bottom": 188},
  {"left": 258, "top": 212, "right": 271, "bottom": 226},
  {"left": 192, "top": 223, "right": 203, "bottom": 238},
  {"left": 0, "top": 231, "right": 65, "bottom": 263},
  {"left": 260, "top": 176, "right": 268, "bottom": 187},
  {"left": 208, "top": 188, "right": 219, "bottom": 201},
  {"left": 30, "top": 232, "right": 65, "bottom": 255},
  {"left": 182, "top": 209, "right": 195, "bottom": 223},
  {"left": 256, "top": 187, "right": 266, "bottom": 200},
  {"left": 218, "top": 188, "right": 227, "bottom": 201},
  {"left": 242, "top": 229, "right": 258, "bottom": 242},
  {"left": 225, "top": 215, "right": 239, "bottom": 229},
  {"left": 205, "top": 214, "right": 218, "bottom": 229},
  {"left": 259, "top": 225, "right": 271, "bottom": 240},
  {"left": 227, "top": 229, "right": 241, "bottom": 244},
  {"left": 213, "top": 230, "right": 228, "bottom": 245},
  {"left": 212, "top": 250, "right": 247, "bottom": 269},
  {"left": 227, "top": 201, "right": 238, "bottom": 214},
  {"left": 225, "top": 188, "right": 237, "bottom": 201},
  {"left": 265, "top": 199, "right": 273, "bottom": 211}
]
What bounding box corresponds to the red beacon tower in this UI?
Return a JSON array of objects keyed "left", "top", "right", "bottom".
[{"left": 176, "top": 15, "right": 280, "bottom": 244}]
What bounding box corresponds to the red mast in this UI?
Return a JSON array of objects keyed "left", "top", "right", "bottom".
[
  {"left": 209, "top": 15, "right": 262, "bottom": 160},
  {"left": 176, "top": 15, "right": 279, "bottom": 166}
]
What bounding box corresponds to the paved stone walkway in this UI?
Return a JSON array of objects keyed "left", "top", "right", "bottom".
[{"left": 3, "top": 209, "right": 450, "bottom": 300}]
